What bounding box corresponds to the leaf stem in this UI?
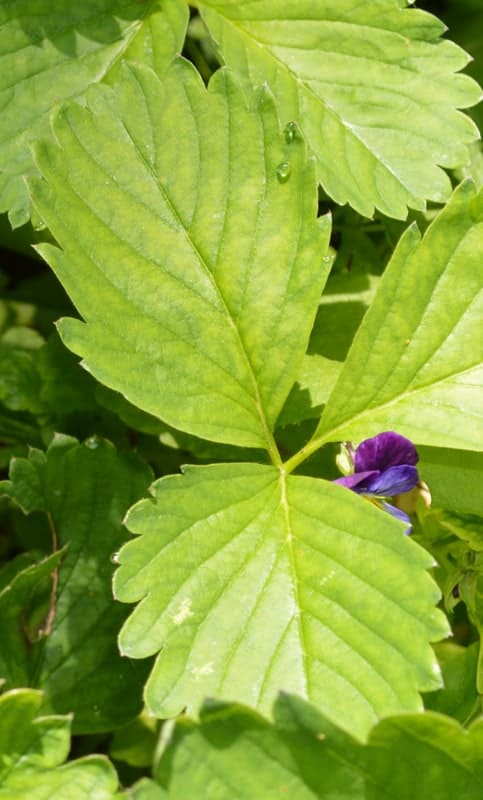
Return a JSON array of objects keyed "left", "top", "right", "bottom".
[
  {"left": 283, "top": 436, "right": 327, "bottom": 474},
  {"left": 40, "top": 511, "right": 60, "bottom": 637}
]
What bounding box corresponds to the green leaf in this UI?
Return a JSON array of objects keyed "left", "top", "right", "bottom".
[
  {"left": 0, "top": 0, "right": 188, "bottom": 227},
  {"left": 199, "top": 0, "right": 481, "bottom": 219},
  {"left": 418, "top": 446, "right": 483, "bottom": 517},
  {"left": 424, "top": 642, "right": 481, "bottom": 724},
  {"left": 0, "top": 344, "right": 45, "bottom": 415},
  {"left": 2, "top": 435, "right": 153, "bottom": 732},
  {"left": 0, "top": 688, "right": 118, "bottom": 799},
  {"left": 153, "top": 694, "right": 483, "bottom": 799},
  {"left": 114, "top": 462, "right": 447, "bottom": 741},
  {"left": 110, "top": 711, "right": 159, "bottom": 768},
  {"left": 30, "top": 59, "right": 330, "bottom": 453},
  {"left": 120, "top": 780, "right": 167, "bottom": 800},
  {"left": 303, "top": 181, "right": 483, "bottom": 461},
  {"left": 278, "top": 267, "right": 380, "bottom": 427},
  {"left": 0, "top": 551, "right": 64, "bottom": 686}
]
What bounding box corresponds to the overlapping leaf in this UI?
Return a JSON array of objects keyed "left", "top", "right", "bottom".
[
  {"left": 297, "top": 182, "right": 483, "bottom": 463},
  {"left": 114, "top": 462, "right": 447, "bottom": 740},
  {"left": 1, "top": 434, "right": 152, "bottom": 732},
  {"left": 30, "top": 58, "right": 330, "bottom": 451},
  {"left": 199, "top": 0, "right": 481, "bottom": 219},
  {"left": 0, "top": 0, "right": 188, "bottom": 227},
  {"left": 152, "top": 694, "right": 483, "bottom": 799},
  {"left": 0, "top": 689, "right": 117, "bottom": 799}
]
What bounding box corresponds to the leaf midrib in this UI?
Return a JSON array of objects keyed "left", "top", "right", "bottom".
[{"left": 111, "top": 68, "right": 282, "bottom": 463}]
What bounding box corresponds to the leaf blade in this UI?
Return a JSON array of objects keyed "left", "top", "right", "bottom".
[
  {"left": 199, "top": 0, "right": 481, "bottom": 218},
  {"left": 0, "top": 0, "right": 188, "bottom": 227},
  {"left": 311, "top": 181, "right": 483, "bottom": 452},
  {"left": 30, "top": 59, "right": 330, "bottom": 450},
  {"left": 114, "top": 463, "right": 448, "bottom": 740}
]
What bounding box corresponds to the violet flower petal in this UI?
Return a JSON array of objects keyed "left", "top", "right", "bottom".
[
  {"left": 363, "top": 465, "right": 419, "bottom": 496},
  {"left": 381, "top": 500, "right": 412, "bottom": 534},
  {"left": 354, "top": 431, "right": 419, "bottom": 473},
  {"left": 334, "top": 470, "right": 380, "bottom": 491}
]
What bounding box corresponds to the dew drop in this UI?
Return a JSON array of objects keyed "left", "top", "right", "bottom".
[
  {"left": 276, "top": 161, "right": 291, "bottom": 182},
  {"left": 110, "top": 552, "right": 121, "bottom": 565},
  {"left": 85, "top": 435, "right": 100, "bottom": 450},
  {"left": 284, "top": 121, "right": 298, "bottom": 144}
]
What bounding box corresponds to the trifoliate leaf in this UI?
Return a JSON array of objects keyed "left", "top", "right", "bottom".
[
  {"left": 0, "top": 689, "right": 118, "bottom": 799},
  {"left": 1, "top": 435, "right": 153, "bottom": 732},
  {"left": 30, "top": 59, "right": 330, "bottom": 452},
  {"left": 114, "top": 462, "right": 448, "bottom": 741},
  {"left": 199, "top": 0, "right": 481, "bottom": 219},
  {"left": 306, "top": 182, "right": 483, "bottom": 458},
  {"left": 0, "top": 0, "right": 188, "bottom": 227}
]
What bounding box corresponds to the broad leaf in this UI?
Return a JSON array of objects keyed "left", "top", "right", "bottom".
[
  {"left": 302, "top": 181, "right": 483, "bottom": 462},
  {"left": 114, "top": 462, "right": 447, "bottom": 740},
  {"left": 0, "top": 689, "right": 118, "bottom": 799},
  {"left": 0, "top": 0, "right": 188, "bottom": 227},
  {"left": 30, "top": 59, "right": 330, "bottom": 452},
  {"left": 153, "top": 694, "right": 483, "bottom": 799},
  {"left": 1, "top": 435, "right": 153, "bottom": 732},
  {"left": 199, "top": 0, "right": 481, "bottom": 219}
]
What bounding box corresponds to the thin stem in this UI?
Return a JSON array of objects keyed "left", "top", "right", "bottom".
[
  {"left": 283, "top": 435, "right": 328, "bottom": 474},
  {"left": 40, "top": 511, "right": 60, "bottom": 637}
]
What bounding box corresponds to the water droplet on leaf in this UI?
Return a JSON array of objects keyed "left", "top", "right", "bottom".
[
  {"left": 284, "top": 121, "right": 298, "bottom": 144},
  {"left": 276, "top": 162, "right": 291, "bottom": 182},
  {"left": 85, "top": 435, "right": 100, "bottom": 450},
  {"left": 110, "top": 552, "right": 121, "bottom": 565}
]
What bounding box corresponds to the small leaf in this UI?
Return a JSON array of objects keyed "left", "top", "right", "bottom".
[
  {"left": 310, "top": 182, "right": 483, "bottom": 454},
  {"left": 199, "top": 0, "right": 481, "bottom": 219},
  {"left": 0, "top": 0, "right": 188, "bottom": 227},
  {"left": 30, "top": 59, "right": 330, "bottom": 451},
  {"left": 0, "top": 688, "right": 118, "bottom": 799},
  {"left": 114, "top": 462, "right": 447, "bottom": 740},
  {"left": 424, "top": 642, "right": 480, "bottom": 724}
]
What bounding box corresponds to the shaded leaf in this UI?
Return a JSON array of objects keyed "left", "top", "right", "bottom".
[
  {"left": 418, "top": 446, "right": 483, "bottom": 517},
  {"left": 199, "top": 0, "right": 481, "bottom": 218},
  {"left": 1, "top": 435, "right": 153, "bottom": 732},
  {"left": 424, "top": 642, "right": 481, "bottom": 724},
  {"left": 153, "top": 693, "right": 483, "bottom": 799},
  {"left": 0, "top": 0, "right": 188, "bottom": 227},
  {"left": 114, "top": 462, "right": 447, "bottom": 740},
  {"left": 30, "top": 58, "right": 330, "bottom": 451}
]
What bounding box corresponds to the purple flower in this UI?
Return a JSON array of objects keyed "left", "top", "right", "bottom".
[{"left": 335, "top": 432, "right": 419, "bottom": 531}]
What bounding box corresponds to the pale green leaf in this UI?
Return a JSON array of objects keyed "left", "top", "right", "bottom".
[
  {"left": 0, "top": 0, "right": 188, "bottom": 227},
  {"left": 152, "top": 694, "right": 483, "bottom": 799},
  {"left": 114, "top": 462, "right": 447, "bottom": 741},
  {"left": 0, "top": 689, "right": 118, "bottom": 799},
  {"left": 30, "top": 59, "right": 330, "bottom": 451},
  {"left": 199, "top": 0, "right": 481, "bottom": 219},
  {"left": 1, "top": 435, "right": 153, "bottom": 733},
  {"left": 305, "top": 181, "right": 483, "bottom": 458}
]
